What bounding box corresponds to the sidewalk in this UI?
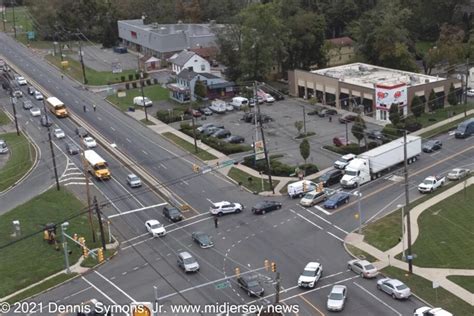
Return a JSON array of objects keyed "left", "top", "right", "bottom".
[{"left": 345, "top": 177, "right": 474, "bottom": 305}]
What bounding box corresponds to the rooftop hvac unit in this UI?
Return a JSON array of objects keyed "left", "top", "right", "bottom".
[
  {"left": 425, "top": 79, "right": 430, "bottom": 83},
  {"left": 359, "top": 65, "right": 368, "bottom": 72}
]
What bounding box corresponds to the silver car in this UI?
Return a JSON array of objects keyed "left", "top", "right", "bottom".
[
  {"left": 327, "top": 285, "right": 347, "bottom": 311},
  {"left": 177, "top": 251, "right": 199, "bottom": 273},
  {"left": 127, "top": 174, "right": 142, "bottom": 188},
  {"left": 347, "top": 259, "right": 378, "bottom": 278},
  {"left": 447, "top": 168, "right": 470, "bottom": 181},
  {"left": 377, "top": 278, "right": 411, "bottom": 299}
]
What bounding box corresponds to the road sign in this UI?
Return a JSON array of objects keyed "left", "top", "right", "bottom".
[
  {"left": 215, "top": 281, "right": 231, "bottom": 290},
  {"left": 433, "top": 281, "right": 439, "bottom": 289}
]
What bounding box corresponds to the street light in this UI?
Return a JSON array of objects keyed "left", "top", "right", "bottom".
[{"left": 397, "top": 204, "right": 405, "bottom": 260}]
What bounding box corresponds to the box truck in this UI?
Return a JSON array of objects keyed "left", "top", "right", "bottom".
[
  {"left": 46, "top": 97, "right": 68, "bottom": 118},
  {"left": 287, "top": 180, "right": 317, "bottom": 198},
  {"left": 84, "top": 150, "right": 111, "bottom": 180},
  {"left": 340, "top": 135, "right": 421, "bottom": 188}
]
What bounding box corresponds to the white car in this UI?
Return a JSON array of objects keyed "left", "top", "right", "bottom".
[
  {"left": 53, "top": 128, "right": 65, "bottom": 139},
  {"left": 447, "top": 168, "right": 470, "bottom": 181},
  {"left": 334, "top": 153, "right": 356, "bottom": 169},
  {"left": 145, "top": 219, "right": 166, "bottom": 237},
  {"left": 126, "top": 173, "right": 142, "bottom": 188},
  {"left": 209, "top": 201, "right": 243, "bottom": 216},
  {"left": 264, "top": 93, "right": 275, "bottom": 103},
  {"left": 347, "top": 259, "right": 378, "bottom": 278},
  {"left": 225, "top": 103, "right": 234, "bottom": 111},
  {"left": 30, "top": 107, "right": 41, "bottom": 117},
  {"left": 414, "top": 306, "right": 452, "bottom": 316},
  {"left": 326, "top": 285, "right": 347, "bottom": 311},
  {"left": 34, "top": 91, "right": 44, "bottom": 100},
  {"left": 133, "top": 96, "right": 153, "bottom": 107},
  {"left": 418, "top": 175, "right": 445, "bottom": 193},
  {"left": 377, "top": 278, "right": 411, "bottom": 299},
  {"left": 13, "top": 90, "right": 23, "bottom": 98},
  {"left": 82, "top": 136, "right": 97, "bottom": 148},
  {"left": 16, "top": 76, "right": 27, "bottom": 85},
  {"left": 298, "top": 262, "right": 323, "bottom": 289},
  {"left": 467, "top": 89, "right": 474, "bottom": 97}
]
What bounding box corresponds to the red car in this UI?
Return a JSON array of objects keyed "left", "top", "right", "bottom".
[
  {"left": 187, "top": 108, "right": 202, "bottom": 118},
  {"left": 338, "top": 113, "right": 357, "bottom": 123},
  {"left": 333, "top": 137, "right": 352, "bottom": 147}
]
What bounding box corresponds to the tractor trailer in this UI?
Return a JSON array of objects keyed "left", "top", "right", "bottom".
[{"left": 340, "top": 135, "right": 422, "bottom": 188}]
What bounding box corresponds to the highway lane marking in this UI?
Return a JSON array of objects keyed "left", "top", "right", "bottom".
[
  {"left": 94, "top": 270, "right": 136, "bottom": 302},
  {"left": 326, "top": 231, "right": 343, "bottom": 242},
  {"left": 290, "top": 209, "right": 323, "bottom": 229},
  {"left": 181, "top": 179, "right": 189, "bottom": 185},
  {"left": 315, "top": 205, "right": 331, "bottom": 215},
  {"left": 126, "top": 138, "right": 131, "bottom": 143},
  {"left": 110, "top": 126, "right": 116, "bottom": 131},
  {"left": 81, "top": 277, "right": 118, "bottom": 305},
  {"left": 142, "top": 150, "right": 148, "bottom": 155},
  {"left": 97, "top": 116, "right": 102, "bottom": 121},
  {"left": 353, "top": 282, "right": 402, "bottom": 316},
  {"left": 299, "top": 295, "right": 326, "bottom": 316},
  {"left": 108, "top": 202, "right": 167, "bottom": 218},
  {"left": 111, "top": 177, "right": 146, "bottom": 207},
  {"left": 300, "top": 206, "right": 349, "bottom": 234},
  {"left": 159, "top": 163, "right": 167, "bottom": 169}
]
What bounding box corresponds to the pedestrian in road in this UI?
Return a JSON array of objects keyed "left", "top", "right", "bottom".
[
  {"left": 61, "top": 74, "right": 64, "bottom": 80},
  {"left": 329, "top": 115, "right": 332, "bottom": 122},
  {"left": 214, "top": 216, "right": 218, "bottom": 228},
  {"left": 93, "top": 104, "right": 96, "bottom": 112},
  {"left": 83, "top": 105, "right": 86, "bottom": 112}
]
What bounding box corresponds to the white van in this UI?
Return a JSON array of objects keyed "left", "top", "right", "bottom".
[
  {"left": 231, "top": 97, "right": 249, "bottom": 110},
  {"left": 133, "top": 96, "right": 153, "bottom": 107},
  {"left": 0, "top": 139, "right": 8, "bottom": 154},
  {"left": 287, "top": 180, "right": 317, "bottom": 198}
]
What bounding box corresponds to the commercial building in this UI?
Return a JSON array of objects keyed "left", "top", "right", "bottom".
[
  {"left": 289, "top": 63, "right": 461, "bottom": 121},
  {"left": 117, "top": 19, "right": 218, "bottom": 59}
]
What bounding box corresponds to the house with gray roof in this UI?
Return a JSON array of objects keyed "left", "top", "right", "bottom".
[
  {"left": 169, "top": 50, "right": 210, "bottom": 74},
  {"left": 117, "top": 19, "right": 219, "bottom": 59}
]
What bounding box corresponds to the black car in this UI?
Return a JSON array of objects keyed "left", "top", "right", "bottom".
[
  {"left": 366, "top": 129, "right": 387, "bottom": 141},
  {"left": 66, "top": 142, "right": 80, "bottom": 155},
  {"left": 211, "top": 129, "right": 231, "bottom": 139},
  {"left": 22, "top": 100, "right": 33, "bottom": 110},
  {"left": 422, "top": 140, "right": 442, "bottom": 153},
  {"left": 251, "top": 114, "right": 273, "bottom": 124},
  {"left": 269, "top": 91, "right": 285, "bottom": 101},
  {"left": 319, "top": 169, "right": 344, "bottom": 187},
  {"left": 192, "top": 231, "right": 214, "bottom": 248},
  {"left": 163, "top": 206, "right": 183, "bottom": 222},
  {"left": 225, "top": 135, "right": 245, "bottom": 144},
  {"left": 242, "top": 112, "right": 254, "bottom": 123},
  {"left": 252, "top": 201, "right": 282, "bottom": 215},
  {"left": 199, "top": 107, "right": 213, "bottom": 116},
  {"left": 237, "top": 274, "right": 264, "bottom": 297},
  {"left": 317, "top": 108, "right": 338, "bottom": 117},
  {"left": 40, "top": 115, "right": 53, "bottom": 127},
  {"left": 76, "top": 127, "right": 88, "bottom": 138},
  {"left": 27, "top": 86, "right": 35, "bottom": 95}
]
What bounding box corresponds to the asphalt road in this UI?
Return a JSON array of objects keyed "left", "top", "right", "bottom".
[{"left": 1, "top": 31, "right": 473, "bottom": 315}]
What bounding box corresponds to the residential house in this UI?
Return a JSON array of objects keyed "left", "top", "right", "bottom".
[{"left": 169, "top": 50, "right": 211, "bottom": 74}]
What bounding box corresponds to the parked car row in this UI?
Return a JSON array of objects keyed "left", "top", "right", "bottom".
[{"left": 197, "top": 123, "right": 246, "bottom": 143}]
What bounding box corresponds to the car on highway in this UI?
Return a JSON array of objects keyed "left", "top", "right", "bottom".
[
  {"left": 27, "top": 85, "right": 35, "bottom": 95},
  {"left": 347, "top": 259, "right": 378, "bottom": 278},
  {"left": 199, "top": 107, "right": 213, "bottom": 116},
  {"left": 162, "top": 206, "right": 183, "bottom": 222},
  {"left": 418, "top": 175, "right": 445, "bottom": 193},
  {"left": 82, "top": 136, "right": 97, "bottom": 148},
  {"left": 75, "top": 127, "right": 88, "bottom": 138},
  {"left": 422, "top": 140, "right": 442, "bottom": 153},
  {"left": 377, "top": 278, "right": 411, "bottom": 299},
  {"left": 237, "top": 274, "right": 264, "bottom": 297},
  {"left": 30, "top": 107, "right": 41, "bottom": 117},
  {"left": 16, "top": 76, "right": 27, "bottom": 85},
  {"left": 177, "top": 251, "right": 199, "bottom": 273},
  {"left": 211, "top": 129, "right": 231, "bottom": 139},
  {"left": 318, "top": 169, "right": 344, "bottom": 187},
  {"left": 192, "top": 231, "right": 214, "bottom": 248},
  {"left": 339, "top": 113, "right": 357, "bottom": 123},
  {"left": 298, "top": 262, "right": 323, "bottom": 289},
  {"left": 126, "top": 173, "right": 142, "bottom": 188},
  {"left": 22, "top": 99, "right": 33, "bottom": 110},
  {"left": 40, "top": 115, "right": 53, "bottom": 127},
  {"left": 66, "top": 142, "right": 80, "bottom": 155},
  {"left": 334, "top": 153, "right": 356, "bottom": 169},
  {"left": 447, "top": 168, "right": 470, "bottom": 181},
  {"left": 251, "top": 200, "right": 282, "bottom": 215},
  {"left": 34, "top": 90, "right": 44, "bottom": 101},
  {"left": 326, "top": 285, "right": 347, "bottom": 311},
  {"left": 12, "top": 90, "right": 23, "bottom": 98},
  {"left": 299, "top": 190, "right": 328, "bottom": 207},
  {"left": 224, "top": 135, "right": 245, "bottom": 144},
  {"left": 323, "top": 192, "right": 350, "bottom": 209},
  {"left": 209, "top": 201, "right": 243, "bottom": 216},
  {"left": 145, "top": 219, "right": 166, "bottom": 237},
  {"left": 53, "top": 128, "right": 65, "bottom": 139}
]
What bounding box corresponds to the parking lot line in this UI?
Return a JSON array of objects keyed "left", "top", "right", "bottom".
[
  {"left": 352, "top": 282, "right": 402, "bottom": 316},
  {"left": 315, "top": 205, "right": 331, "bottom": 215}
]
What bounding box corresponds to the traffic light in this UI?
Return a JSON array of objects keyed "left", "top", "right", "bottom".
[
  {"left": 82, "top": 245, "right": 89, "bottom": 258},
  {"left": 271, "top": 262, "right": 277, "bottom": 272},
  {"left": 192, "top": 164, "right": 200, "bottom": 173},
  {"left": 264, "top": 259, "right": 270, "bottom": 271},
  {"left": 97, "top": 248, "right": 104, "bottom": 263},
  {"left": 316, "top": 182, "right": 324, "bottom": 193},
  {"left": 235, "top": 267, "right": 240, "bottom": 277}
]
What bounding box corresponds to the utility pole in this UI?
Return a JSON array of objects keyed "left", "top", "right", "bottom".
[
  {"left": 60, "top": 222, "right": 71, "bottom": 274},
  {"left": 11, "top": 0, "right": 16, "bottom": 39},
  {"left": 274, "top": 272, "right": 281, "bottom": 304},
  {"left": 78, "top": 40, "right": 87, "bottom": 84},
  {"left": 81, "top": 140, "right": 96, "bottom": 243},
  {"left": 191, "top": 113, "right": 198, "bottom": 153},
  {"left": 465, "top": 58, "right": 469, "bottom": 117},
  {"left": 47, "top": 126, "right": 60, "bottom": 191},
  {"left": 10, "top": 96, "right": 19, "bottom": 136},
  {"left": 357, "top": 182, "right": 362, "bottom": 233},
  {"left": 403, "top": 130, "right": 413, "bottom": 273},
  {"left": 255, "top": 81, "right": 274, "bottom": 194},
  {"left": 138, "top": 54, "right": 149, "bottom": 121},
  {"left": 94, "top": 196, "right": 107, "bottom": 251},
  {"left": 345, "top": 121, "right": 349, "bottom": 142},
  {"left": 302, "top": 106, "right": 306, "bottom": 136}
]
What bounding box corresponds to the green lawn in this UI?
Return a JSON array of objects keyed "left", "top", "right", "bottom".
[
  {"left": 45, "top": 54, "right": 138, "bottom": 86},
  {"left": 0, "top": 188, "right": 107, "bottom": 298},
  {"left": 382, "top": 266, "right": 473, "bottom": 316},
  {"left": 228, "top": 167, "right": 279, "bottom": 193},
  {"left": 415, "top": 41, "right": 435, "bottom": 55},
  {"left": 107, "top": 85, "right": 169, "bottom": 112},
  {"left": 0, "top": 110, "right": 11, "bottom": 125},
  {"left": 409, "top": 184, "right": 474, "bottom": 269},
  {"left": 140, "top": 118, "right": 156, "bottom": 125},
  {"left": 0, "top": 133, "right": 35, "bottom": 192},
  {"left": 446, "top": 275, "right": 474, "bottom": 293},
  {"left": 346, "top": 244, "right": 378, "bottom": 263},
  {"left": 417, "top": 104, "right": 472, "bottom": 128},
  {"left": 420, "top": 113, "right": 474, "bottom": 138},
  {"left": 162, "top": 132, "right": 217, "bottom": 161}
]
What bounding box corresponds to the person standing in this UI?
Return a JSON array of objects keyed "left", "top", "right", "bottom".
[
  {"left": 93, "top": 104, "right": 96, "bottom": 112},
  {"left": 214, "top": 216, "right": 218, "bottom": 228},
  {"left": 83, "top": 105, "right": 86, "bottom": 112}
]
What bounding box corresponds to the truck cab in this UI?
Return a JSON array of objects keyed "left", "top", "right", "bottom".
[{"left": 340, "top": 158, "right": 371, "bottom": 188}]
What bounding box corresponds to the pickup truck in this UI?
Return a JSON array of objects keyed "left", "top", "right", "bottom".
[{"left": 418, "top": 175, "right": 445, "bottom": 193}]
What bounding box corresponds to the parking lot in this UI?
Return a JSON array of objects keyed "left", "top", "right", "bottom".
[{"left": 171, "top": 97, "right": 382, "bottom": 170}]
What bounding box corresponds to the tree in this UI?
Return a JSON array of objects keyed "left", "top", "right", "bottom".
[
  {"left": 428, "top": 89, "right": 437, "bottom": 112},
  {"left": 351, "top": 115, "right": 366, "bottom": 152},
  {"left": 389, "top": 104, "right": 401, "bottom": 126},
  {"left": 448, "top": 83, "right": 458, "bottom": 106},
  {"left": 294, "top": 121, "right": 304, "bottom": 135},
  {"left": 194, "top": 80, "right": 207, "bottom": 99},
  {"left": 411, "top": 95, "right": 424, "bottom": 121},
  {"left": 299, "top": 139, "right": 310, "bottom": 164}
]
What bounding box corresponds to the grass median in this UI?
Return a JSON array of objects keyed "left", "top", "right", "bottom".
[
  {"left": 162, "top": 132, "right": 217, "bottom": 161},
  {"left": 0, "top": 188, "right": 107, "bottom": 299},
  {"left": 446, "top": 275, "right": 474, "bottom": 293},
  {"left": 420, "top": 113, "right": 474, "bottom": 138},
  {"left": 228, "top": 167, "right": 279, "bottom": 193},
  {"left": 0, "top": 132, "right": 35, "bottom": 192},
  {"left": 0, "top": 110, "right": 11, "bottom": 125}
]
